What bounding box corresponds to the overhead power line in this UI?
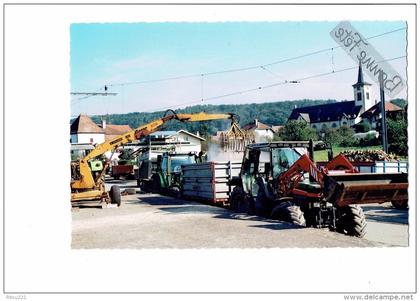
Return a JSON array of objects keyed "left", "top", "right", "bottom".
[
  {"left": 71, "top": 86, "right": 113, "bottom": 104},
  {"left": 105, "top": 26, "right": 406, "bottom": 88},
  {"left": 145, "top": 55, "right": 406, "bottom": 113},
  {"left": 71, "top": 92, "right": 117, "bottom": 96}
]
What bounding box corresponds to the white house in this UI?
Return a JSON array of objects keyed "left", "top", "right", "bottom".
[
  {"left": 70, "top": 114, "right": 105, "bottom": 144},
  {"left": 137, "top": 130, "right": 205, "bottom": 162},
  {"left": 146, "top": 130, "right": 205, "bottom": 154},
  {"left": 242, "top": 119, "right": 275, "bottom": 142}
]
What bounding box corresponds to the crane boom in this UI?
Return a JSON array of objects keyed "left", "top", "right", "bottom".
[{"left": 71, "top": 111, "right": 237, "bottom": 195}]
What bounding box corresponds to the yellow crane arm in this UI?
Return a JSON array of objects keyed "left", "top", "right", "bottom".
[{"left": 71, "top": 111, "right": 236, "bottom": 190}]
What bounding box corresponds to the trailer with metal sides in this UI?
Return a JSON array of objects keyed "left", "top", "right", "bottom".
[
  {"left": 182, "top": 161, "right": 242, "bottom": 206},
  {"left": 318, "top": 160, "right": 408, "bottom": 174}
]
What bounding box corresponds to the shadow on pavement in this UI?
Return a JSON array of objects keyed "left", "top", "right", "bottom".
[
  {"left": 248, "top": 223, "right": 305, "bottom": 231},
  {"left": 127, "top": 194, "right": 308, "bottom": 231},
  {"left": 127, "top": 195, "right": 194, "bottom": 206},
  {"left": 212, "top": 211, "right": 301, "bottom": 230},
  {"left": 362, "top": 205, "right": 408, "bottom": 225},
  {"left": 143, "top": 196, "right": 301, "bottom": 230}
]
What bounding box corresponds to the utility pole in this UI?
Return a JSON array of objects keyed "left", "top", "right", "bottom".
[{"left": 379, "top": 71, "right": 388, "bottom": 153}]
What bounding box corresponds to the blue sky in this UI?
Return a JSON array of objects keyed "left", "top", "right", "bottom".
[{"left": 70, "top": 21, "right": 407, "bottom": 116}]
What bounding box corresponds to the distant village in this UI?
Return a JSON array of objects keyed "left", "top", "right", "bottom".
[{"left": 71, "top": 63, "right": 404, "bottom": 161}]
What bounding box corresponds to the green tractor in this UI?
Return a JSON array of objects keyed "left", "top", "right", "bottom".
[
  {"left": 111, "top": 148, "right": 139, "bottom": 180},
  {"left": 150, "top": 152, "right": 199, "bottom": 197},
  {"left": 71, "top": 143, "right": 106, "bottom": 180}
]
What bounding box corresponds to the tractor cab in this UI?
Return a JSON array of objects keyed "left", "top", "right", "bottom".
[
  {"left": 153, "top": 152, "right": 199, "bottom": 196},
  {"left": 238, "top": 141, "right": 318, "bottom": 202}
]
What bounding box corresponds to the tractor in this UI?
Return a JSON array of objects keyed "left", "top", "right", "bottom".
[
  {"left": 149, "top": 152, "right": 200, "bottom": 197},
  {"left": 228, "top": 140, "right": 408, "bottom": 237}
]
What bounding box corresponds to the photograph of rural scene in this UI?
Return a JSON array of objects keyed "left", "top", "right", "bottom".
[{"left": 70, "top": 21, "right": 408, "bottom": 249}]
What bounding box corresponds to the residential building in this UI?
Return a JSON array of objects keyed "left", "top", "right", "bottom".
[
  {"left": 70, "top": 114, "right": 105, "bottom": 144},
  {"left": 360, "top": 101, "right": 403, "bottom": 130},
  {"left": 242, "top": 119, "right": 274, "bottom": 142},
  {"left": 99, "top": 120, "right": 132, "bottom": 141}
]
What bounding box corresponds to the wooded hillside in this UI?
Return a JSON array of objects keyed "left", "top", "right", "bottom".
[{"left": 85, "top": 99, "right": 338, "bottom": 135}]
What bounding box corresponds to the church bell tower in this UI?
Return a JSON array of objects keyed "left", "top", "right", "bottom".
[{"left": 352, "top": 61, "right": 372, "bottom": 113}]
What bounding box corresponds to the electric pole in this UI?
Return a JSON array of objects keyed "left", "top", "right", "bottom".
[{"left": 379, "top": 71, "right": 388, "bottom": 153}]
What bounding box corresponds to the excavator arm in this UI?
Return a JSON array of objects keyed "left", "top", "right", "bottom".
[{"left": 71, "top": 111, "right": 237, "bottom": 191}]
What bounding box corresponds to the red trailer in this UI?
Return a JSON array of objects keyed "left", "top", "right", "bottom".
[{"left": 111, "top": 164, "right": 134, "bottom": 180}]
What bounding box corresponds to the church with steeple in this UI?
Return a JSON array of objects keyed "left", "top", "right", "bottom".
[
  {"left": 288, "top": 63, "right": 374, "bottom": 131},
  {"left": 353, "top": 63, "right": 372, "bottom": 113}
]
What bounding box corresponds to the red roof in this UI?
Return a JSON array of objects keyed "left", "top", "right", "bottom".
[
  {"left": 360, "top": 101, "right": 403, "bottom": 118},
  {"left": 100, "top": 124, "right": 132, "bottom": 135},
  {"left": 70, "top": 114, "right": 104, "bottom": 134},
  {"left": 242, "top": 119, "right": 272, "bottom": 131}
]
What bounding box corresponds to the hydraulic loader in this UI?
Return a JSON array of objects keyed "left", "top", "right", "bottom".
[
  {"left": 228, "top": 141, "right": 408, "bottom": 237},
  {"left": 71, "top": 110, "right": 239, "bottom": 206}
]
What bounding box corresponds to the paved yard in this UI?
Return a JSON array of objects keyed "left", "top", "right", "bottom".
[{"left": 72, "top": 180, "right": 408, "bottom": 249}]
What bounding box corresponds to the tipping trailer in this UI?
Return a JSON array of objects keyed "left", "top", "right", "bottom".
[
  {"left": 228, "top": 141, "right": 408, "bottom": 237},
  {"left": 323, "top": 172, "right": 408, "bottom": 209}
]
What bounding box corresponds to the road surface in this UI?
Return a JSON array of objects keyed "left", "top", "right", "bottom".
[{"left": 71, "top": 179, "right": 408, "bottom": 248}]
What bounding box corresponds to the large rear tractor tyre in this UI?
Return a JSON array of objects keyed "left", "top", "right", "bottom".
[
  {"left": 336, "top": 205, "right": 367, "bottom": 238},
  {"left": 271, "top": 201, "right": 306, "bottom": 227},
  {"left": 391, "top": 199, "right": 408, "bottom": 210},
  {"left": 110, "top": 185, "right": 121, "bottom": 207}
]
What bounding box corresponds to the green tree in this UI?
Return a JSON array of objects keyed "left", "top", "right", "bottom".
[
  {"left": 337, "top": 126, "right": 357, "bottom": 147},
  {"left": 198, "top": 123, "right": 210, "bottom": 139},
  {"left": 77, "top": 99, "right": 338, "bottom": 136},
  {"left": 390, "top": 98, "right": 407, "bottom": 109},
  {"left": 323, "top": 128, "right": 341, "bottom": 145},
  {"left": 386, "top": 113, "right": 408, "bottom": 156},
  {"left": 277, "top": 120, "right": 318, "bottom": 141},
  {"left": 358, "top": 133, "right": 380, "bottom": 147},
  {"left": 353, "top": 121, "right": 371, "bottom": 133}
]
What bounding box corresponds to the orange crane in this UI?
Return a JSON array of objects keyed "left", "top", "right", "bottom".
[{"left": 71, "top": 110, "right": 239, "bottom": 205}]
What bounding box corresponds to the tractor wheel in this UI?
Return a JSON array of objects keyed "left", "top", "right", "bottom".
[
  {"left": 109, "top": 185, "right": 121, "bottom": 207},
  {"left": 229, "top": 187, "right": 243, "bottom": 211},
  {"left": 255, "top": 189, "right": 272, "bottom": 217},
  {"left": 151, "top": 175, "right": 161, "bottom": 193},
  {"left": 230, "top": 187, "right": 254, "bottom": 214},
  {"left": 391, "top": 199, "right": 408, "bottom": 210},
  {"left": 336, "top": 205, "right": 367, "bottom": 238},
  {"left": 271, "top": 201, "right": 306, "bottom": 227}
]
